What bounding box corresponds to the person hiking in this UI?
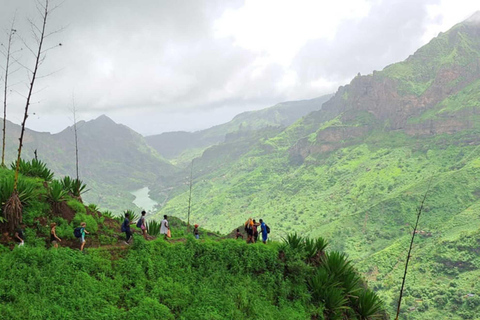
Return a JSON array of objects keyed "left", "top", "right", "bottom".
[
  {"left": 235, "top": 228, "right": 244, "bottom": 240},
  {"left": 193, "top": 224, "right": 199, "bottom": 240},
  {"left": 160, "top": 215, "right": 170, "bottom": 240},
  {"left": 252, "top": 219, "right": 259, "bottom": 243},
  {"left": 244, "top": 218, "right": 254, "bottom": 244},
  {"left": 79, "top": 222, "right": 89, "bottom": 251},
  {"left": 14, "top": 224, "right": 26, "bottom": 247},
  {"left": 137, "top": 210, "right": 148, "bottom": 240},
  {"left": 50, "top": 223, "right": 62, "bottom": 249},
  {"left": 123, "top": 212, "right": 134, "bottom": 245},
  {"left": 259, "top": 219, "right": 268, "bottom": 244}
]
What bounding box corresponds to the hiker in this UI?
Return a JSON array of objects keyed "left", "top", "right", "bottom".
[
  {"left": 252, "top": 219, "right": 259, "bottom": 243},
  {"left": 160, "top": 215, "right": 170, "bottom": 240},
  {"left": 14, "top": 224, "right": 26, "bottom": 247},
  {"left": 122, "top": 212, "right": 134, "bottom": 245},
  {"left": 244, "top": 218, "right": 254, "bottom": 244},
  {"left": 235, "top": 228, "right": 243, "bottom": 240},
  {"left": 50, "top": 223, "right": 62, "bottom": 248},
  {"left": 193, "top": 224, "right": 199, "bottom": 239},
  {"left": 136, "top": 210, "right": 148, "bottom": 240},
  {"left": 259, "top": 219, "right": 268, "bottom": 244},
  {"left": 79, "top": 222, "right": 89, "bottom": 251}
]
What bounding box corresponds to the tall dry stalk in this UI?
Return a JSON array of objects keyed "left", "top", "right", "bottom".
[
  {"left": 394, "top": 176, "right": 434, "bottom": 320},
  {"left": 1, "top": 18, "right": 17, "bottom": 167}
]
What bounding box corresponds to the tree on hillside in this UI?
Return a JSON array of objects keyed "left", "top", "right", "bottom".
[
  {"left": 0, "top": 17, "right": 19, "bottom": 168},
  {"left": 3, "top": 0, "right": 61, "bottom": 232}
]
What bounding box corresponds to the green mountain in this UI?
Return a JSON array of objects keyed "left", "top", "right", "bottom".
[
  {"left": 1, "top": 115, "right": 176, "bottom": 212},
  {"left": 145, "top": 94, "right": 333, "bottom": 164},
  {"left": 151, "top": 14, "right": 480, "bottom": 319}
]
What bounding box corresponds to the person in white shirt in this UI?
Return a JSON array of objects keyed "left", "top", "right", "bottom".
[{"left": 160, "top": 215, "right": 170, "bottom": 240}]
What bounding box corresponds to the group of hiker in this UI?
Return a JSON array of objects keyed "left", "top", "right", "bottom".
[
  {"left": 121, "top": 211, "right": 171, "bottom": 245},
  {"left": 11, "top": 212, "right": 270, "bottom": 251},
  {"left": 238, "top": 218, "right": 269, "bottom": 244}
]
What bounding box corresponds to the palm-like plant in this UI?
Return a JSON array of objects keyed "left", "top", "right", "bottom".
[
  {"left": 46, "top": 180, "right": 67, "bottom": 207},
  {"left": 354, "top": 289, "right": 385, "bottom": 320},
  {"left": 282, "top": 232, "right": 304, "bottom": 250},
  {"left": 147, "top": 220, "right": 161, "bottom": 236},
  {"left": 308, "top": 268, "right": 350, "bottom": 318},
  {"left": 101, "top": 210, "right": 114, "bottom": 219},
  {"left": 11, "top": 158, "right": 54, "bottom": 181}
]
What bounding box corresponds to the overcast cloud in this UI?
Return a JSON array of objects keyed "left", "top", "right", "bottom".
[{"left": 0, "top": 0, "right": 478, "bottom": 135}]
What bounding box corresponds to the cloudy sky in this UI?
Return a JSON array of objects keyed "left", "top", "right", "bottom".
[{"left": 0, "top": 0, "right": 478, "bottom": 135}]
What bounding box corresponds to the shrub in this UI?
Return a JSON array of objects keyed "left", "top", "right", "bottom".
[
  {"left": 46, "top": 180, "right": 68, "bottom": 204},
  {"left": 11, "top": 158, "right": 54, "bottom": 181},
  {"left": 147, "top": 220, "right": 161, "bottom": 236},
  {"left": 67, "top": 199, "right": 86, "bottom": 214}
]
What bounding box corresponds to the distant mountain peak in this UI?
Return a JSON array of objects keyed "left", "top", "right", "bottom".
[
  {"left": 94, "top": 114, "right": 116, "bottom": 124},
  {"left": 466, "top": 11, "right": 480, "bottom": 24}
]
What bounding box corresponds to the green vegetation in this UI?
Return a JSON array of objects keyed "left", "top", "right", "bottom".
[{"left": 0, "top": 236, "right": 385, "bottom": 320}]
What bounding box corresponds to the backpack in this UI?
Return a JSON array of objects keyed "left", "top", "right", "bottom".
[
  {"left": 74, "top": 227, "right": 82, "bottom": 238},
  {"left": 266, "top": 225, "right": 270, "bottom": 234},
  {"left": 121, "top": 221, "right": 126, "bottom": 232},
  {"left": 136, "top": 218, "right": 143, "bottom": 228}
]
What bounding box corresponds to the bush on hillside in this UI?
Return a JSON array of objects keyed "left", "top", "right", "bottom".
[
  {"left": 67, "top": 199, "right": 86, "bottom": 214},
  {"left": 11, "top": 158, "right": 54, "bottom": 181}
]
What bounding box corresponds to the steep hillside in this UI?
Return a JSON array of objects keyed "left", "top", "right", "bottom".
[
  {"left": 145, "top": 94, "right": 332, "bottom": 163},
  {"left": 1, "top": 115, "right": 176, "bottom": 212},
  {"left": 152, "top": 14, "right": 480, "bottom": 318}
]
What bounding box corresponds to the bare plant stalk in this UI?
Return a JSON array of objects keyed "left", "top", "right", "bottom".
[
  {"left": 72, "top": 93, "right": 79, "bottom": 180},
  {"left": 187, "top": 159, "right": 194, "bottom": 232},
  {"left": 13, "top": 0, "right": 50, "bottom": 191},
  {"left": 394, "top": 176, "right": 434, "bottom": 320},
  {"left": 1, "top": 19, "right": 16, "bottom": 167}
]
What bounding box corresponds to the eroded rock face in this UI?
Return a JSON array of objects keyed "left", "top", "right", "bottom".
[{"left": 290, "top": 22, "right": 480, "bottom": 158}]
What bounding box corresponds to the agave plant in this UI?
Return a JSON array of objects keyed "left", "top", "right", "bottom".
[
  {"left": 88, "top": 203, "right": 99, "bottom": 212},
  {"left": 308, "top": 268, "right": 350, "bottom": 318},
  {"left": 11, "top": 158, "right": 54, "bottom": 181},
  {"left": 101, "top": 210, "right": 114, "bottom": 219},
  {"left": 354, "top": 289, "right": 384, "bottom": 320},
  {"left": 70, "top": 178, "right": 88, "bottom": 197},
  {"left": 0, "top": 176, "right": 37, "bottom": 209},
  {"left": 282, "top": 232, "right": 304, "bottom": 251},
  {"left": 46, "top": 180, "right": 67, "bottom": 204},
  {"left": 147, "top": 220, "right": 161, "bottom": 236}
]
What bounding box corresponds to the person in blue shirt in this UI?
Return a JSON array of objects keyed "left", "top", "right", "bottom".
[{"left": 259, "top": 219, "right": 268, "bottom": 244}]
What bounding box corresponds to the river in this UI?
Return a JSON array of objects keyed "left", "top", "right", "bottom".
[{"left": 131, "top": 187, "right": 158, "bottom": 213}]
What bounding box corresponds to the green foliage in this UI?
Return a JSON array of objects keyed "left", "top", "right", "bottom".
[
  {"left": 88, "top": 203, "right": 99, "bottom": 212},
  {"left": 355, "top": 289, "right": 385, "bottom": 320},
  {"left": 11, "top": 158, "right": 54, "bottom": 181},
  {"left": 53, "top": 217, "right": 75, "bottom": 240},
  {"left": 101, "top": 210, "right": 114, "bottom": 219},
  {"left": 123, "top": 209, "right": 139, "bottom": 223},
  {"left": 61, "top": 176, "right": 89, "bottom": 197},
  {"left": 46, "top": 180, "right": 68, "bottom": 203},
  {"left": 0, "top": 175, "right": 37, "bottom": 208},
  {"left": 71, "top": 213, "right": 98, "bottom": 234},
  {"left": 0, "top": 238, "right": 376, "bottom": 319},
  {"left": 67, "top": 199, "right": 86, "bottom": 214},
  {"left": 146, "top": 220, "right": 160, "bottom": 236}
]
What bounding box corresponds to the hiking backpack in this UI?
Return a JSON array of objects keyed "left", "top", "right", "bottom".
[
  {"left": 73, "top": 227, "right": 82, "bottom": 238},
  {"left": 136, "top": 218, "right": 143, "bottom": 228},
  {"left": 266, "top": 225, "right": 270, "bottom": 234},
  {"left": 121, "top": 221, "right": 126, "bottom": 232}
]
